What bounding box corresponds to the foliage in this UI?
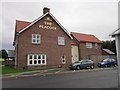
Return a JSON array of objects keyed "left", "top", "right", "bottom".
[
  {"left": 102, "top": 40, "right": 116, "bottom": 54},
  {"left": 0, "top": 58, "right": 5, "bottom": 61},
  {"left": 0, "top": 49, "right": 8, "bottom": 59},
  {"left": 4, "top": 61, "right": 15, "bottom": 66}
]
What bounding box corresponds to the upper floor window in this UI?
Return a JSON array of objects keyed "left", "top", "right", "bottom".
[
  {"left": 58, "top": 37, "right": 65, "bottom": 45},
  {"left": 32, "top": 34, "right": 41, "bottom": 44},
  {"left": 86, "top": 42, "right": 92, "bottom": 48}
]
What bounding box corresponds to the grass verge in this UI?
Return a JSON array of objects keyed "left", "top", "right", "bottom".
[
  {"left": 0, "top": 58, "right": 5, "bottom": 61},
  {"left": 0, "top": 66, "right": 67, "bottom": 75}
]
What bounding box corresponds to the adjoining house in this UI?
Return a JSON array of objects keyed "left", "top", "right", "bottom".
[
  {"left": 7, "top": 50, "right": 15, "bottom": 61},
  {"left": 71, "top": 32, "right": 102, "bottom": 63},
  {"left": 13, "top": 7, "right": 72, "bottom": 69},
  {"left": 102, "top": 49, "right": 115, "bottom": 55}
]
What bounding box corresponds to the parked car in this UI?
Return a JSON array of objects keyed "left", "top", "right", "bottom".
[
  {"left": 97, "top": 58, "right": 117, "bottom": 67},
  {"left": 69, "top": 59, "right": 94, "bottom": 70}
]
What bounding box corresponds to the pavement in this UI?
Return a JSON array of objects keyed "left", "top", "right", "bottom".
[{"left": 0, "top": 67, "right": 117, "bottom": 79}]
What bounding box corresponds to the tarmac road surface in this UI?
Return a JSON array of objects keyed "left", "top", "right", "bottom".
[{"left": 2, "top": 68, "right": 119, "bottom": 88}]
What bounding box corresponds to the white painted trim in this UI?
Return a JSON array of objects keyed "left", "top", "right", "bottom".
[
  {"left": 32, "top": 34, "right": 41, "bottom": 44},
  {"left": 71, "top": 33, "right": 81, "bottom": 42},
  {"left": 61, "top": 55, "right": 66, "bottom": 64},
  {"left": 49, "top": 13, "right": 73, "bottom": 39},
  {"left": 110, "top": 28, "right": 120, "bottom": 36},
  {"left": 19, "top": 12, "right": 49, "bottom": 34},
  {"left": 58, "top": 36, "right": 65, "bottom": 45},
  {"left": 27, "top": 54, "right": 47, "bottom": 65},
  {"left": 18, "top": 12, "right": 72, "bottom": 39},
  {"left": 86, "top": 42, "right": 93, "bottom": 48}
]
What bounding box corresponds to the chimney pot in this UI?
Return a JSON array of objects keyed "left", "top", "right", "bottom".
[{"left": 43, "top": 7, "right": 50, "bottom": 14}]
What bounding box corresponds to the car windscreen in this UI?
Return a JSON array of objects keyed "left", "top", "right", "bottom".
[{"left": 103, "top": 59, "right": 109, "bottom": 62}]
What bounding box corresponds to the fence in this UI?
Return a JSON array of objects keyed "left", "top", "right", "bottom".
[
  {"left": 82, "top": 55, "right": 117, "bottom": 66},
  {"left": 1, "top": 60, "right": 15, "bottom": 66}
]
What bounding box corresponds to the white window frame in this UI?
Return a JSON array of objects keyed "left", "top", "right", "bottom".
[
  {"left": 27, "top": 54, "right": 46, "bottom": 65},
  {"left": 32, "top": 34, "right": 41, "bottom": 44},
  {"left": 58, "top": 37, "right": 65, "bottom": 45},
  {"left": 61, "top": 55, "right": 66, "bottom": 64},
  {"left": 86, "top": 42, "right": 92, "bottom": 48},
  {"left": 95, "top": 43, "right": 98, "bottom": 49}
]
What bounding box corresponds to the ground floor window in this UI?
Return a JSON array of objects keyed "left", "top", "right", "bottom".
[
  {"left": 61, "top": 55, "right": 66, "bottom": 64},
  {"left": 27, "top": 54, "right": 46, "bottom": 65}
]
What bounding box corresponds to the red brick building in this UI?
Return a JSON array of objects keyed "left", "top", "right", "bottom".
[
  {"left": 13, "top": 7, "right": 103, "bottom": 69},
  {"left": 71, "top": 32, "right": 102, "bottom": 63},
  {"left": 13, "top": 8, "right": 72, "bottom": 69}
]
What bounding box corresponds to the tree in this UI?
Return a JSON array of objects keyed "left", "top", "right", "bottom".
[
  {"left": 102, "top": 40, "right": 116, "bottom": 54},
  {"left": 0, "top": 49, "right": 8, "bottom": 59}
]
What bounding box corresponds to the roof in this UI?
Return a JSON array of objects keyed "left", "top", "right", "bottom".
[
  {"left": 8, "top": 50, "right": 15, "bottom": 57},
  {"left": 102, "top": 49, "right": 115, "bottom": 55},
  {"left": 15, "top": 12, "right": 72, "bottom": 39},
  {"left": 71, "top": 32, "right": 102, "bottom": 43},
  {"left": 111, "top": 28, "right": 120, "bottom": 36},
  {"left": 16, "top": 20, "right": 31, "bottom": 32}
]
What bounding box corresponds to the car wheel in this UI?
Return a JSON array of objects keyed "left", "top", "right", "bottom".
[
  {"left": 90, "top": 65, "right": 94, "bottom": 69},
  {"left": 76, "top": 66, "right": 80, "bottom": 70}
]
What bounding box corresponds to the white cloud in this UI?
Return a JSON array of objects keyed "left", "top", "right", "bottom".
[{"left": 1, "top": 1, "right": 118, "bottom": 50}]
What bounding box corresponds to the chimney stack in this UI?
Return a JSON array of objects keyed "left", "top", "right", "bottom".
[{"left": 43, "top": 7, "right": 50, "bottom": 14}]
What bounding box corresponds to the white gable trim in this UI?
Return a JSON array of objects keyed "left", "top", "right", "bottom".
[
  {"left": 49, "top": 13, "right": 72, "bottom": 39},
  {"left": 18, "top": 12, "right": 72, "bottom": 39},
  {"left": 18, "top": 12, "right": 49, "bottom": 34},
  {"left": 71, "top": 33, "right": 80, "bottom": 42}
]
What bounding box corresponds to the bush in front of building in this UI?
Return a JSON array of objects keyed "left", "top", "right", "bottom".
[{"left": 3, "top": 60, "right": 15, "bottom": 66}]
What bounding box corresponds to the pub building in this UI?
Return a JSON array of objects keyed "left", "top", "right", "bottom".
[
  {"left": 13, "top": 7, "right": 72, "bottom": 69},
  {"left": 13, "top": 7, "right": 102, "bottom": 69}
]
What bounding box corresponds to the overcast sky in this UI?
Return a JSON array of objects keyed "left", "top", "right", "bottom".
[{"left": 1, "top": 0, "right": 119, "bottom": 50}]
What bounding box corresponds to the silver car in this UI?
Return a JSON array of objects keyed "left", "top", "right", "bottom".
[{"left": 69, "top": 59, "right": 94, "bottom": 70}]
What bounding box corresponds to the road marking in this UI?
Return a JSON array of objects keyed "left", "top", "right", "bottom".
[
  {"left": 73, "top": 70, "right": 76, "bottom": 72},
  {"left": 54, "top": 69, "right": 63, "bottom": 74},
  {"left": 0, "top": 74, "right": 20, "bottom": 79}
]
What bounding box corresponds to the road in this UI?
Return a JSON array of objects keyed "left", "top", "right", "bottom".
[{"left": 2, "top": 69, "right": 119, "bottom": 88}]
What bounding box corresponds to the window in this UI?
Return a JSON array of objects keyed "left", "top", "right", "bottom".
[
  {"left": 28, "top": 54, "right": 46, "bottom": 65},
  {"left": 111, "top": 59, "right": 115, "bottom": 62},
  {"left": 58, "top": 37, "right": 65, "bottom": 45},
  {"left": 32, "top": 34, "right": 41, "bottom": 44},
  {"left": 81, "top": 60, "right": 87, "bottom": 64},
  {"left": 86, "top": 42, "right": 92, "bottom": 48},
  {"left": 61, "top": 55, "right": 66, "bottom": 64},
  {"left": 95, "top": 43, "right": 98, "bottom": 49}
]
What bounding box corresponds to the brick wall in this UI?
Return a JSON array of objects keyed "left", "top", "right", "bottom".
[
  {"left": 79, "top": 42, "right": 102, "bottom": 60},
  {"left": 15, "top": 15, "right": 72, "bottom": 69}
]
